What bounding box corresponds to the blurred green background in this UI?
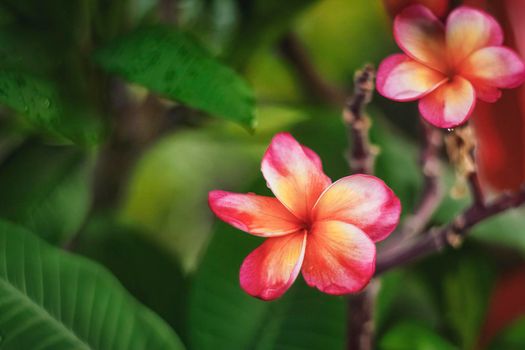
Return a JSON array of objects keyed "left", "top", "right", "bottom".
[{"left": 0, "top": 0, "right": 524, "bottom": 349}]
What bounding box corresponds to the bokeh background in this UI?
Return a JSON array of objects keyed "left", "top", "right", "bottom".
[{"left": 0, "top": 0, "right": 524, "bottom": 349}]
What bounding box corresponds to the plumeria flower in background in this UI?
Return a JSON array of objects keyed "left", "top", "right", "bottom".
[
  {"left": 377, "top": 5, "right": 525, "bottom": 128},
  {"left": 208, "top": 133, "right": 401, "bottom": 301}
]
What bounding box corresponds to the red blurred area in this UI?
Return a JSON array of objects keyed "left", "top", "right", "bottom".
[
  {"left": 382, "top": 0, "right": 449, "bottom": 17},
  {"left": 478, "top": 265, "right": 525, "bottom": 349},
  {"left": 465, "top": 0, "right": 525, "bottom": 192}
]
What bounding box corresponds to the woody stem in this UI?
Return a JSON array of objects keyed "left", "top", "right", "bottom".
[{"left": 344, "top": 64, "right": 377, "bottom": 350}]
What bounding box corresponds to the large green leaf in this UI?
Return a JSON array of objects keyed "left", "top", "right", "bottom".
[
  {"left": 0, "top": 220, "right": 185, "bottom": 349},
  {"left": 94, "top": 26, "right": 256, "bottom": 129},
  {"left": 0, "top": 142, "right": 92, "bottom": 245},
  {"left": 77, "top": 216, "right": 189, "bottom": 342}
]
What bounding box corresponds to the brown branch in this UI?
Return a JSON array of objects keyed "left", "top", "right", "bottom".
[
  {"left": 376, "top": 186, "right": 525, "bottom": 275},
  {"left": 343, "top": 64, "right": 376, "bottom": 175},
  {"left": 401, "top": 120, "right": 443, "bottom": 236},
  {"left": 344, "top": 65, "right": 378, "bottom": 350},
  {"left": 347, "top": 280, "right": 380, "bottom": 350},
  {"left": 278, "top": 33, "right": 346, "bottom": 106}
]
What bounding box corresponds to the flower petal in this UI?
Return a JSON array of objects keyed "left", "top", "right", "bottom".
[
  {"left": 377, "top": 54, "right": 447, "bottom": 101},
  {"left": 470, "top": 81, "right": 502, "bottom": 103},
  {"left": 302, "top": 145, "right": 324, "bottom": 171},
  {"left": 419, "top": 76, "right": 476, "bottom": 128},
  {"left": 261, "top": 133, "right": 331, "bottom": 221},
  {"left": 312, "top": 174, "right": 401, "bottom": 242},
  {"left": 394, "top": 5, "right": 447, "bottom": 72},
  {"left": 302, "top": 221, "right": 375, "bottom": 295},
  {"left": 240, "top": 232, "right": 306, "bottom": 300},
  {"left": 446, "top": 6, "right": 503, "bottom": 66},
  {"left": 460, "top": 46, "right": 525, "bottom": 89},
  {"left": 208, "top": 190, "right": 303, "bottom": 237}
]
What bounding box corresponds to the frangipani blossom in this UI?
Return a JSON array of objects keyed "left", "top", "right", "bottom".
[
  {"left": 208, "top": 133, "right": 401, "bottom": 300},
  {"left": 377, "top": 5, "right": 525, "bottom": 128}
]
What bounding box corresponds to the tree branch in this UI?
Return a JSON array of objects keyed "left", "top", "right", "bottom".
[
  {"left": 401, "top": 120, "right": 443, "bottom": 236},
  {"left": 347, "top": 280, "right": 380, "bottom": 350},
  {"left": 376, "top": 186, "right": 525, "bottom": 275},
  {"left": 344, "top": 65, "right": 378, "bottom": 350},
  {"left": 343, "top": 64, "right": 376, "bottom": 175}
]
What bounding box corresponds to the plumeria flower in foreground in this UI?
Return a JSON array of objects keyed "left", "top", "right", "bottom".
[
  {"left": 208, "top": 133, "right": 401, "bottom": 300},
  {"left": 377, "top": 5, "right": 525, "bottom": 128}
]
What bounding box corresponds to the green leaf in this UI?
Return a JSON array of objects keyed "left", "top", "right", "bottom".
[
  {"left": 0, "top": 141, "right": 92, "bottom": 245},
  {"left": 121, "top": 128, "right": 263, "bottom": 271},
  {"left": 379, "top": 322, "right": 458, "bottom": 350},
  {"left": 375, "top": 270, "right": 440, "bottom": 335},
  {"left": 0, "top": 219, "right": 185, "bottom": 349},
  {"left": 488, "top": 317, "right": 525, "bottom": 350},
  {"left": 94, "top": 26, "right": 256, "bottom": 129},
  {"left": 414, "top": 249, "right": 496, "bottom": 350},
  {"left": 472, "top": 208, "right": 525, "bottom": 256},
  {"left": 0, "top": 69, "right": 104, "bottom": 145},
  {"left": 77, "top": 216, "right": 189, "bottom": 342}
]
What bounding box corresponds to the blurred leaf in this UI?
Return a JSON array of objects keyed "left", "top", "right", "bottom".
[
  {"left": 472, "top": 209, "right": 525, "bottom": 256},
  {"left": 121, "top": 127, "right": 263, "bottom": 271},
  {"left": 189, "top": 220, "right": 345, "bottom": 350},
  {"left": 488, "top": 317, "right": 525, "bottom": 350},
  {"left": 0, "top": 0, "right": 92, "bottom": 46},
  {"left": 0, "top": 141, "right": 91, "bottom": 244},
  {"left": 77, "top": 216, "right": 189, "bottom": 342},
  {"left": 95, "top": 26, "right": 256, "bottom": 129},
  {"left": 0, "top": 219, "right": 185, "bottom": 349},
  {"left": 415, "top": 249, "right": 496, "bottom": 350},
  {"left": 296, "top": 0, "right": 394, "bottom": 84},
  {"left": 375, "top": 270, "right": 441, "bottom": 335},
  {"left": 379, "top": 322, "right": 458, "bottom": 350},
  {"left": 226, "top": 0, "right": 318, "bottom": 67},
  {"left": 371, "top": 116, "right": 422, "bottom": 214},
  {"left": 0, "top": 69, "right": 104, "bottom": 144}
]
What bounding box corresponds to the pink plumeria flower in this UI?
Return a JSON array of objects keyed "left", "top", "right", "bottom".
[
  {"left": 208, "top": 133, "right": 401, "bottom": 301},
  {"left": 377, "top": 5, "right": 525, "bottom": 128}
]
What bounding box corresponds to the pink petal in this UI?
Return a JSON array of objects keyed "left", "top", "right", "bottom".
[
  {"left": 301, "top": 145, "right": 324, "bottom": 171},
  {"left": 470, "top": 81, "right": 502, "bottom": 103},
  {"left": 312, "top": 174, "right": 401, "bottom": 242},
  {"left": 261, "top": 133, "right": 331, "bottom": 221},
  {"left": 446, "top": 6, "right": 503, "bottom": 67},
  {"left": 301, "top": 221, "right": 376, "bottom": 295},
  {"left": 208, "top": 190, "right": 303, "bottom": 237},
  {"left": 394, "top": 5, "right": 447, "bottom": 72},
  {"left": 459, "top": 46, "right": 525, "bottom": 89},
  {"left": 419, "top": 76, "right": 476, "bottom": 128},
  {"left": 377, "top": 54, "right": 447, "bottom": 101},
  {"left": 240, "top": 232, "right": 306, "bottom": 300}
]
